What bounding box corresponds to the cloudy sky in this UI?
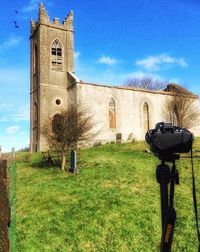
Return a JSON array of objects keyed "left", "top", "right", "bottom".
[{"left": 0, "top": 0, "right": 200, "bottom": 151}]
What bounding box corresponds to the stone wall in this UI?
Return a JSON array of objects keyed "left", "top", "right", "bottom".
[{"left": 77, "top": 82, "right": 200, "bottom": 144}]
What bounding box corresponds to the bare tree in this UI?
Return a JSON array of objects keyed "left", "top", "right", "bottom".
[
  {"left": 41, "top": 106, "right": 94, "bottom": 170},
  {"left": 164, "top": 84, "right": 200, "bottom": 128},
  {"left": 124, "top": 76, "right": 167, "bottom": 91}
]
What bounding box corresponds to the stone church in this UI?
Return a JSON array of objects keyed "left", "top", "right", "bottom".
[{"left": 30, "top": 3, "right": 200, "bottom": 152}]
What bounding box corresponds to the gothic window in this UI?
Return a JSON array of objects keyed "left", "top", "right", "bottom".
[
  {"left": 33, "top": 44, "right": 38, "bottom": 74},
  {"left": 143, "top": 102, "right": 149, "bottom": 133},
  {"left": 171, "top": 103, "right": 178, "bottom": 126},
  {"left": 51, "top": 39, "right": 63, "bottom": 70},
  {"left": 33, "top": 102, "right": 39, "bottom": 141},
  {"left": 109, "top": 98, "right": 116, "bottom": 128}
]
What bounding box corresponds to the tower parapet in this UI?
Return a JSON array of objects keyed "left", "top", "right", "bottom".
[
  {"left": 63, "top": 10, "right": 74, "bottom": 31},
  {"left": 30, "top": 3, "right": 74, "bottom": 36},
  {"left": 30, "top": 19, "right": 36, "bottom": 34},
  {"left": 38, "top": 2, "right": 49, "bottom": 24}
]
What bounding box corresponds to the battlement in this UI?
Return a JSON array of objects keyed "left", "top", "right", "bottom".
[{"left": 30, "top": 2, "right": 74, "bottom": 35}]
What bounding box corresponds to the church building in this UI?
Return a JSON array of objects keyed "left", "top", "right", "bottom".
[{"left": 30, "top": 3, "right": 200, "bottom": 152}]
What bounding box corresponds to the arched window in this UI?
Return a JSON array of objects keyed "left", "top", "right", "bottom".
[
  {"left": 143, "top": 102, "right": 149, "bottom": 133},
  {"left": 109, "top": 98, "right": 116, "bottom": 128},
  {"left": 33, "top": 44, "right": 38, "bottom": 74},
  {"left": 34, "top": 102, "right": 38, "bottom": 124},
  {"left": 52, "top": 114, "right": 64, "bottom": 135},
  {"left": 51, "top": 39, "right": 63, "bottom": 70},
  {"left": 33, "top": 102, "right": 39, "bottom": 141},
  {"left": 172, "top": 104, "right": 178, "bottom": 126}
]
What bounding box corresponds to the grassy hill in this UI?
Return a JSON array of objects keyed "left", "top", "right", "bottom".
[{"left": 16, "top": 141, "right": 200, "bottom": 252}]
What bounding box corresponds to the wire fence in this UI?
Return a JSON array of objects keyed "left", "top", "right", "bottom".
[
  {"left": 0, "top": 160, "right": 10, "bottom": 252},
  {"left": 8, "top": 161, "right": 16, "bottom": 252},
  {"left": 0, "top": 157, "right": 16, "bottom": 252}
]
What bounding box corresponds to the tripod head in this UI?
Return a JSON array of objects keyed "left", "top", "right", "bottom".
[{"left": 158, "top": 153, "right": 180, "bottom": 163}]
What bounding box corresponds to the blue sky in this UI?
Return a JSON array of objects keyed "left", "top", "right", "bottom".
[{"left": 0, "top": 0, "right": 200, "bottom": 151}]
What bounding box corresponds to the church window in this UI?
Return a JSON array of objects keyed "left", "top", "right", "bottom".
[
  {"left": 52, "top": 114, "right": 64, "bottom": 135},
  {"left": 143, "top": 102, "right": 150, "bottom": 133},
  {"left": 33, "top": 44, "right": 38, "bottom": 74},
  {"left": 33, "top": 102, "right": 39, "bottom": 141},
  {"left": 109, "top": 98, "right": 116, "bottom": 128},
  {"left": 51, "top": 39, "right": 63, "bottom": 70}
]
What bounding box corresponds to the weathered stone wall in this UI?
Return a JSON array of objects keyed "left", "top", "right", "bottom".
[
  {"left": 39, "top": 84, "right": 69, "bottom": 151},
  {"left": 188, "top": 99, "right": 200, "bottom": 136},
  {"left": 77, "top": 82, "right": 200, "bottom": 144}
]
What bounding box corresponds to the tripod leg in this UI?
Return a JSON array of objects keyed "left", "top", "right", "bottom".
[
  {"left": 156, "top": 163, "right": 171, "bottom": 231},
  {"left": 157, "top": 161, "right": 178, "bottom": 252},
  {"left": 160, "top": 182, "right": 169, "bottom": 232},
  {"left": 160, "top": 162, "right": 178, "bottom": 252},
  {"left": 160, "top": 207, "right": 176, "bottom": 252}
]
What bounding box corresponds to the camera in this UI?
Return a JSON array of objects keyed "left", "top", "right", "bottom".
[{"left": 145, "top": 122, "right": 193, "bottom": 159}]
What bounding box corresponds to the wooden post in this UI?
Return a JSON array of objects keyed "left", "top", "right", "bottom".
[
  {"left": 0, "top": 160, "right": 10, "bottom": 252},
  {"left": 11, "top": 147, "right": 15, "bottom": 160}
]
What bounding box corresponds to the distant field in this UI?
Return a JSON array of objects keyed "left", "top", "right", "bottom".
[{"left": 16, "top": 140, "right": 200, "bottom": 252}]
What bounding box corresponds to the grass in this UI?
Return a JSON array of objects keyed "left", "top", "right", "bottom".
[{"left": 16, "top": 140, "right": 200, "bottom": 252}]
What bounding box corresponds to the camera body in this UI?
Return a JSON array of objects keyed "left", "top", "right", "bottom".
[{"left": 145, "top": 122, "right": 193, "bottom": 159}]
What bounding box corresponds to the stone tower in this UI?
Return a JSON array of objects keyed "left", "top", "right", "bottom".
[{"left": 30, "top": 3, "right": 74, "bottom": 152}]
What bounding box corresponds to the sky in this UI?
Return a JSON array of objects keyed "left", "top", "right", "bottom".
[{"left": 0, "top": 0, "right": 200, "bottom": 151}]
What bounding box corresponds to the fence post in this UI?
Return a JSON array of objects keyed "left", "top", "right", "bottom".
[
  {"left": 0, "top": 160, "right": 10, "bottom": 252},
  {"left": 11, "top": 147, "right": 15, "bottom": 161},
  {"left": 9, "top": 160, "right": 16, "bottom": 252}
]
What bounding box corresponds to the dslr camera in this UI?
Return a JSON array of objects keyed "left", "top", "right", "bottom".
[{"left": 145, "top": 122, "right": 193, "bottom": 159}]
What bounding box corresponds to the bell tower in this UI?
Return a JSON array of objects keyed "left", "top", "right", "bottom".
[{"left": 30, "top": 3, "right": 74, "bottom": 152}]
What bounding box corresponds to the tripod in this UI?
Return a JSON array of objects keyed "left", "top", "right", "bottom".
[{"left": 156, "top": 154, "right": 180, "bottom": 252}]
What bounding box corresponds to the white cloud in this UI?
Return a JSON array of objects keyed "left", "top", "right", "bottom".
[
  {"left": 0, "top": 35, "right": 22, "bottom": 52},
  {"left": 136, "top": 54, "right": 188, "bottom": 71},
  {"left": 6, "top": 126, "right": 19, "bottom": 135},
  {"left": 13, "top": 105, "right": 30, "bottom": 122},
  {"left": 74, "top": 51, "right": 80, "bottom": 59},
  {"left": 97, "top": 55, "right": 119, "bottom": 66},
  {"left": 178, "top": 58, "right": 188, "bottom": 67},
  {"left": 11, "top": 105, "right": 30, "bottom": 122},
  {"left": 76, "top": 61, "right": 166, "bottom": 86},
  {"left": 0, "top": 104, "right": 29, "bottom": 122},
  {"left": 14, "top": 105, "right": 30, "bottom": 121},
  {"left": 22, "top": 0, "right": 40, "bottom": 12},
  {"left": 22, "top": 0, "right": 53, "bottom": 12},
  {"left": 75, "top": 55, "right": 179, "bottom": 86},
  {"left": 125, "top": 71, "right": 163, "bottom": 81}
]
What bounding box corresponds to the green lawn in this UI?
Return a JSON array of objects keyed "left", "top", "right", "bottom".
[{"left": 16, "top": 141, "right": 200, "bottom": 252}]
